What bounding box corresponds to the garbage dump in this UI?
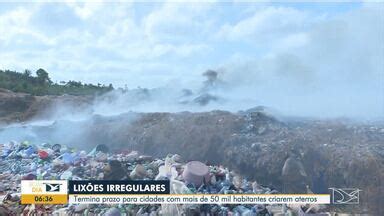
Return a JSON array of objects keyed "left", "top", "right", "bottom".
[{"left": 0, "top": 141, "right": 332, "bottom": 215}]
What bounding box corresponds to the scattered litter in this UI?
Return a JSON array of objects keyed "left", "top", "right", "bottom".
[{"left": 0, "top": 140, "right": 330, "bottom": 215}]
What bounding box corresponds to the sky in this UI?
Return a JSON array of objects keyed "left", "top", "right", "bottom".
[{"left": 0, "top": 1, "right": 383, "bottom": 118}]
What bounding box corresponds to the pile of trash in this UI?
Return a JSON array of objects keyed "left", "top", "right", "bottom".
[{"left": 0, "top": 141, "right": 326, "bottom": 215}]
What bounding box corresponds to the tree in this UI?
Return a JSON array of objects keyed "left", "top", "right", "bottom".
[
  {"left": 23, "top": 69, "right": 31, "bottom": 77},
  {"left": 36, "top": 68, "right": 51, "bottom": 84},
  {"left": 0, "top": 69, "right": 114, "bottom": 96}
]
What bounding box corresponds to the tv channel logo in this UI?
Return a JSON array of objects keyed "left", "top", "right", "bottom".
[{"left": 329, "top": 188, "right": 361, "bottom": 204}]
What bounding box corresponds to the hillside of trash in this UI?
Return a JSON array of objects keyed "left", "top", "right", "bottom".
[
  {"left": 0, "top": 89, "right": 383, "bottom": 214},
  {"left": 1, "top": 109, "right": 383, "bottom": 215}
]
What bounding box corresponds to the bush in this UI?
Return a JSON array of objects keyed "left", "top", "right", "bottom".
[{"left": 0, "top": 69, "right": 113, "bottom": 96}]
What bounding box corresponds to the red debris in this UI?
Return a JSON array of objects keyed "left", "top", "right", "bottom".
[{"left": 38, "top": 150, "right": 49, "bottom": 160}]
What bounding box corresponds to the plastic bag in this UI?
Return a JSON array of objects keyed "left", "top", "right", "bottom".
[{"left": 161, "top": 180, "right": 191, "bottom": 216}]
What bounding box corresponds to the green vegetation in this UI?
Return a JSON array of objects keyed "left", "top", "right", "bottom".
[{"left": 0, "top": 69, "right": 113, "bottom": 96}]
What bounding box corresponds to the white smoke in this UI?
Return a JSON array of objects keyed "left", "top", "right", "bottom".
[{"left": 87, "top": 3, "right": 384, "bottom": 119}]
